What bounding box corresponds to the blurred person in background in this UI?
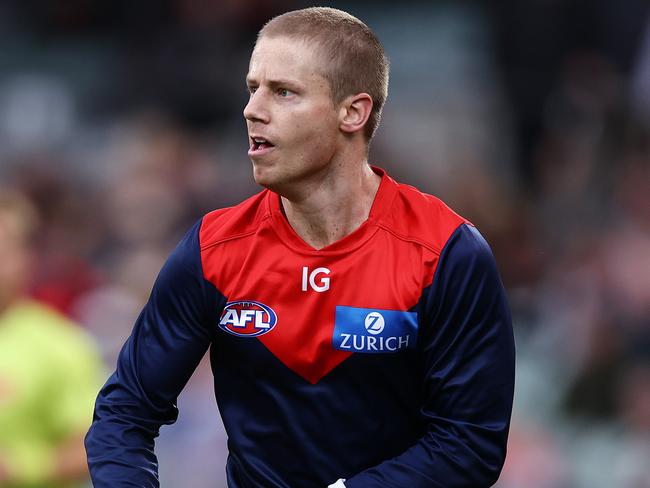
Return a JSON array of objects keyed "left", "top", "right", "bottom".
[
  {"left": 86, "top": 6, "right": 514, "bottom": 488},
  {"left": 0, "top": 190, "right": 104, "bottom": 487}
]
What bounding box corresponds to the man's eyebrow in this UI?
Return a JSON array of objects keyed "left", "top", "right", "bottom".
[
  {"left": 246, "top": 76, "right": 304, "bottom": 90},
  {"left": 268, "top": 78, "right": 302, "bottom": 88}
]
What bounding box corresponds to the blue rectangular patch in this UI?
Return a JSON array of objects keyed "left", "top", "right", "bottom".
[{"left": 333, "top": 306, "right": 418, "bottom": 354}]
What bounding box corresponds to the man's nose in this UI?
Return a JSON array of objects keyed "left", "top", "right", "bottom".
[{"left": 243, "top": 90, "right": 269, "bottom": 123}]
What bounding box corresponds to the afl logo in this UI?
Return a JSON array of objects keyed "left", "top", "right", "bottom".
[{"left": 219, "top": 301, "right": 277, "bottom": 337}]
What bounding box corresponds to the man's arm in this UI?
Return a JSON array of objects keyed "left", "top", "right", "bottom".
[
  {"left": 344, "top": 224, "right": 515, "bottom": 488},
  {"left": 85, "top": 220, "right": 221, "bottom": 487}
]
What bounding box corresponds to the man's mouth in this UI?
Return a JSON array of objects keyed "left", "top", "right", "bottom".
[{"left": 250, "top": 137, "right": 275, "bottom": 153}]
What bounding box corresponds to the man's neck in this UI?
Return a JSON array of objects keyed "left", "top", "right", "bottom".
[{"left": 280, "top": 161, "right": 381, "bottom": 250}]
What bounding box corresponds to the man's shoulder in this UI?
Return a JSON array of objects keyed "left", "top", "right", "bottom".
[
  {"left": 381, "top": 178, "right": 470, "bottom": 255},
  {"left": 198, "top": 189, "right": 271, "bottom": 250}
]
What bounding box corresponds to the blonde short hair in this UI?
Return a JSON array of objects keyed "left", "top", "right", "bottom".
[{"left": 258, "top": 7, "right": 389, "bottom": 140}]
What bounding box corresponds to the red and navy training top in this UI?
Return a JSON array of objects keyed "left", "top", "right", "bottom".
[{"left": 86, "top": 167, "right": 515, "bottom": 488}]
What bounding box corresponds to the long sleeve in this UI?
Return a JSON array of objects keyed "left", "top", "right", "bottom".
[
  {"left": 345, "top": 224, "right": 515, "bottom": 488},
  {"left": 85, "top": 220, "right": 222, "bottom": 487}
]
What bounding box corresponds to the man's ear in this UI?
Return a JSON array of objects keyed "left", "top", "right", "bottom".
[{"left": 339, "top": 93, "right": 373, "bottom": 135}]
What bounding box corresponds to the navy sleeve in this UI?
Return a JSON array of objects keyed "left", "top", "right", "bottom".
[
  {"left": 345, "top": 224, "right": 515, "bottom": 488},
  {"left": 85, "top": 220, "right": 220, "bottom": 487}
]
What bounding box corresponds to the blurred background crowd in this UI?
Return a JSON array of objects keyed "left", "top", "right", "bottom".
[{"left": 0, "top": 0, "right": 648, "bottom": 486}]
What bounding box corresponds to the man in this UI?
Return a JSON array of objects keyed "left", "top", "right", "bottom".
[
  {"left": 86, "top": 7, "right": 515, "bottom": 487},
  {"left": 0, "top": 190, "right": 104, "bottom": 487}
]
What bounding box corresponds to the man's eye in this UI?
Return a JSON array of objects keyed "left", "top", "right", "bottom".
[
  {"left": 248, "top": 86, "right": 257, "bottom": 94},
  {"left": 278, "top": 88, "right": 291, "bottom": 97}
]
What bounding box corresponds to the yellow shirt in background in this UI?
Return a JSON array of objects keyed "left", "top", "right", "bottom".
[{"left": 0, "top": 300, "right": 104, "bottom": 487}]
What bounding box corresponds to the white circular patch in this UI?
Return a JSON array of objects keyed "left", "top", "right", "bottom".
[{"left": 364, "top": 312, "right": 385, "bottom": 335}]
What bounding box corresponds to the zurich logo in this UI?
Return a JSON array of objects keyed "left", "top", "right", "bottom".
[
  {"left": 333, "top": 306, "right": 418, "bottom": 354},
  {"left": 364, "top": 312, "right": 385, "bottom": 335},
  {"left": 219, "top": 300, "right": 277, "bottom": 338}
]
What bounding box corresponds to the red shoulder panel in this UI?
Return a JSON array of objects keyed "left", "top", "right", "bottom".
[
  {"left": 377, "top": 180, "right": 469, "bottom": 289},
  {"left": 199, "top": 190, "right": 271, "bottom": 251}
]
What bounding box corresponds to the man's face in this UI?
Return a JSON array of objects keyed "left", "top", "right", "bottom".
[{"left": 244, "top": 36, "right": 341, "bottom": 193}]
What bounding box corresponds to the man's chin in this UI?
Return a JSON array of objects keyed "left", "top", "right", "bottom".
[
  {"left": 252, "top": 164, "right": 277, "bottom": 189},
  {"left": 252, "top": 166, "right": 296, "bottom": 197}
]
